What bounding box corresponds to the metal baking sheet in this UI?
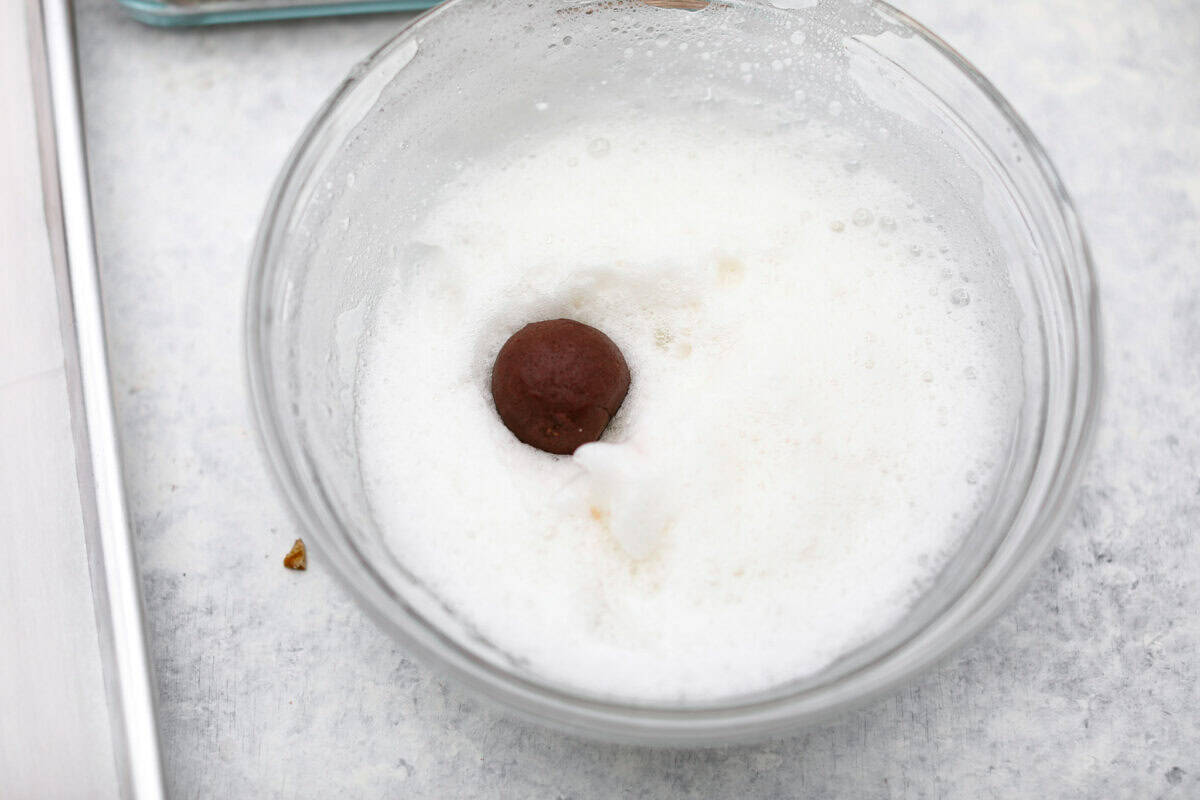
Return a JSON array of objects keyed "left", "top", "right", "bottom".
[{"left": 0, "top": 0, "right": 167, "bottom": 796}]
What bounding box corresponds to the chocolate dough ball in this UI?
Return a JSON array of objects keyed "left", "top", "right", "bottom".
[{"left": 491, "top": 319, "right": 630, "bottom": 455}]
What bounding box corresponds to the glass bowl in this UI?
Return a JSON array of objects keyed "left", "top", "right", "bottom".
[{"left": 246, "top": 0, "right": 1100, "bottom": 745}]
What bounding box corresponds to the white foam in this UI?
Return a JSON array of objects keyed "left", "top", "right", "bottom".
[{"left": 356, "top": 116, "right": 1021, "bottom": 702}]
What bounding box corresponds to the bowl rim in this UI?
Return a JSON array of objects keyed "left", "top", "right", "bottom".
[{"left": 245, "top": 0, "right": 1102, "bottom": 744}]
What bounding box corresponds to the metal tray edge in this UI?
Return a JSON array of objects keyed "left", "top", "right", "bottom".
[{"left": 27, "top": 1, "right": 168, "bottom": 797}]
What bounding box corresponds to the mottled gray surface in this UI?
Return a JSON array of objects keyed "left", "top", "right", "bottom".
[{"left": 75, "top": 0, "right": 1199, "bottom": 796}]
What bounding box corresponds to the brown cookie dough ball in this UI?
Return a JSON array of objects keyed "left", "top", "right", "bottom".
[{"left": 491, "top": 319, "right": 630, "bottom": 455}]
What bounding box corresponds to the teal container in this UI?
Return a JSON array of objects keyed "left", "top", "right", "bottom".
[{"left": 118, "top": 0, "right": 439, "bottom": 26}]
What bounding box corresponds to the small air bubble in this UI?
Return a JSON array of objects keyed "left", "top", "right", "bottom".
[
  {"left": 828, "top": 100, "right": 843, "bottom": 116},
  {"left": 790, "top": 30, "right": 806, "bottom": 44},
  {"left": 844, "top": 159, "right": 861, "bottom": 173},
  {"left": 771, "top": 59, "right": 784, "bottom": 71},
  {"left": 830, "top": 220, "right": 845, "bottom": 232},
  {"left": 852, "top": 208, "right": 874, "bottom": 226},
  {"left": 656, "top": 33, "right": 669, "bottom": 47},
  {"left": 909, "top": 244, "right": 922, "bottom": 256},
  {"left": 966, "top": 470, "right": 978, "bottom": 485},
  {"left": 922, "top": 371, "right": 934, "bottom": 383},
  {"left": 567, "top": 156, "right": 579, "bottom": 167},
  {"left": 345, "top": 172, "right": 356, "bottom": 187},
  {"left": 950, "top": 287, "right": 971, "bottom": 307},
  {"left": 562, "top": 35, "right": 572, "bottom": 45},
  {"left": 587, "top": 138, "right": 611, "bottom": 158},
  {"left": 879, "top": 215, "right": 896, "bottom": 232},
  {"left": 963, "top": 366, "right": 978, "bottom": 380}
]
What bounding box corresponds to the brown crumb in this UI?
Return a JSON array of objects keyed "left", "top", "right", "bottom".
[{"left": 283, "top": 539, "right": 307, "bottom": 571}]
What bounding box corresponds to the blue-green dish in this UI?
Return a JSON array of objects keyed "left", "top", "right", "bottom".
[{"left": 117, "top": 0, "right": 438, "bottom": 27}]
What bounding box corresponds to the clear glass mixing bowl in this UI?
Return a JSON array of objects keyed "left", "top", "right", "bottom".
[{"left": 246, "top": 0, "right": 1100, "bottom": 744}]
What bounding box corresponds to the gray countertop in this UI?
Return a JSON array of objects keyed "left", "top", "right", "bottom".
[{"left": 74, "top": 0, "right": 1200, "bottom": 796}]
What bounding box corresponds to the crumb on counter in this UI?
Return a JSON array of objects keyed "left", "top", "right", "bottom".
[{"left": 283, "top": 539, "right": 307, "bottom": 571}]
